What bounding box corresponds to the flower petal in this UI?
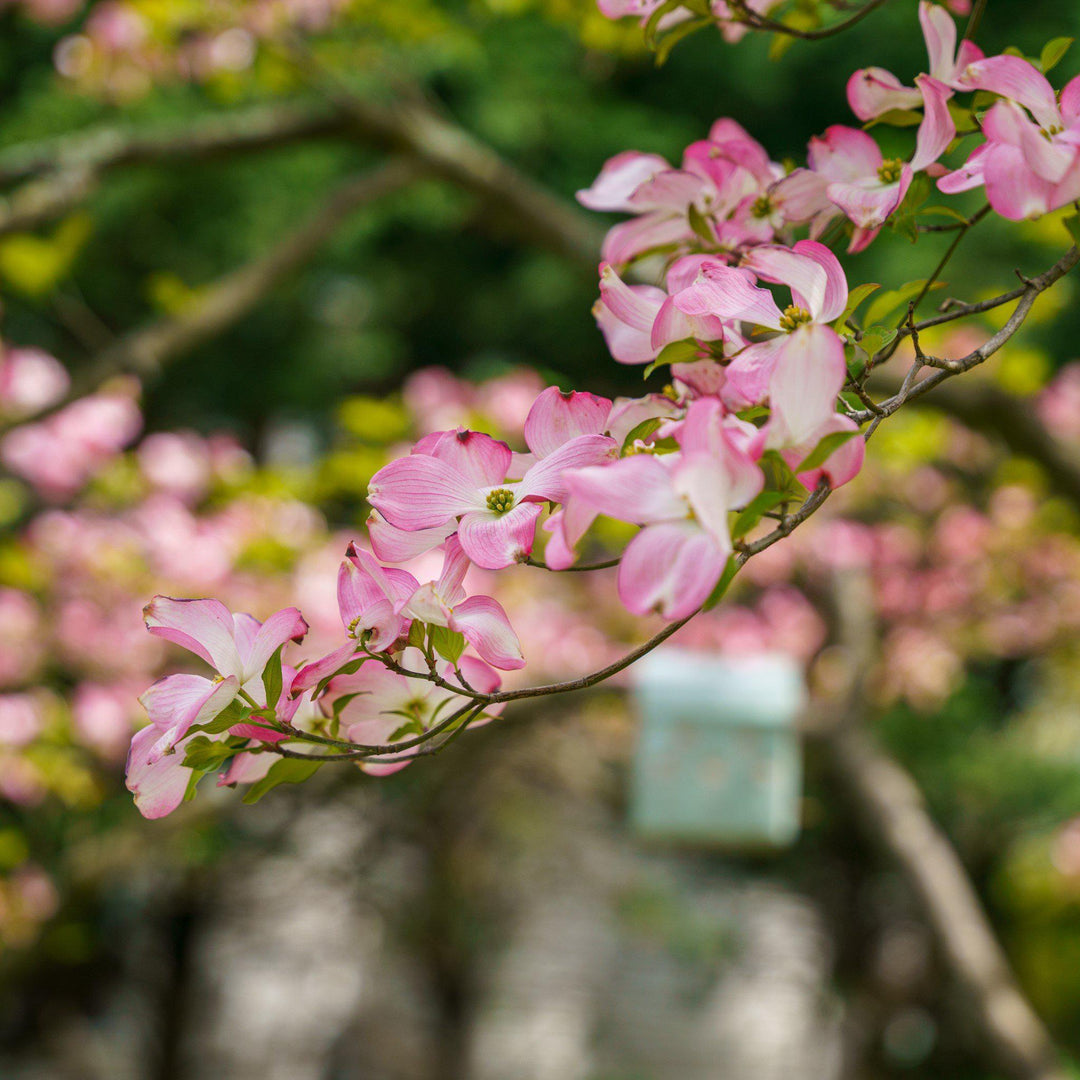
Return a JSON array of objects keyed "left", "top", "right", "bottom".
[
  {"left": 576, "top": 150, "right": 673, "bottom": 212},
  {"left": 516, "top": 433, "right": 618, "bottom": 503},
  {"left": 126, "top": 726, "right": 196, "bottom": 820},
  {"left": 449, "top": 595, "right": 526, "bottom": 670},
  {"left": 367, "top": 512, "right": 455, "bottom": 563},
  {"left": 617, "top": 521, "right": 728, "bottom": 620},
  {"left": 565, "top": 454, "right": 685, "bottom": 525},
  {"left": 458, "top": 503, "right": 543, "bottom": 569},
  {"left": 368, "top": 453, "right": 484, "bottom": 530},
  {"left": 524, "top": 386, "right": 613, "bottom": 459},
  {"left": 143, "top": 596, "right": 244, "bottom": 679}
]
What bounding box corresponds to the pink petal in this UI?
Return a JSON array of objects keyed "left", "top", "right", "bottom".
[
  {"left": 741, "top": 244, "right": 835, "bottom": 322},
  {"left": 126, "top": 726, "right": 196, "bottom": 820},
  {"left": 516, "top": 433, "right": 618, "bottom": 503},
  {"left": 218, "top": 751, "right": 275, "bottom": 788},
  {"left": 239, "top": 607, "right": 308, "bottom": 683},
  {"left": 957, "top": 55, "right": 1059, "bottom": 130},
  {"left": 919, "top": 0, "right": 957, "bottom": 82},
  {"left": 449, "top": 595, "right": 526, "bottom": 670},
  {"left": 937, "top": 140, "right": 991, "bottom": 193},
  {"left": 601, "top": 211, "right": 695, "bottom": 266},
  {"left": 982, "top": 143, "right": 1054, "bottom": 220},
  {"left": 826, "top": 169, "right": 910, "bottom": 229},
  {"left": 143, "top": 596, "right": 244, "bottom": 679},
  {"left": 524, "top": 386, "right": 613, "bottom": 458},
  {"left": 564, "top": 455, "right": 685, "bottom": 525},
  {"left": 784, "top": 413, "right": 865, "bottom": 489},
  {"left": 368, "top": 453, "right": 484, "bottom": 530},
  {"left": 721, "top": 337, "right": 787, "bottom": 409},
  {"left": 911, "top": 76, "right": 956, "bottom": 173},
  {"left": 983, "top": 100, "right": 1074, "bottom": 183},
  {"left": 1060, "top": 75, "right": 1080, "bottom": 127},
  {"left": 291, "top": 643, "right": 361, "bottom": 694},
  {"left": 427, "top": 429, "right": 513, "bottom": 490},
  {"left": 457, "top": 503, "right": 543, "bottom": 569},
  {"left": 367, "top": 512, "right": 455, "bottom": 563},
  {"left": 808, "top": 125, "right": 883, "bottom": 182},
  {"left": 766, "top": 324, "right": 847, "bottom": 448},
  {"left": 457, "top": 655, "right": 502, "bottom": 696},
  {"left": 627, "top": 169, "right": 711, "bottom": 211},
  {"left": 434, "top": 533, "right": 471, "bottom": 604},
  {"left": 846, "top": 67, "right": 922, "bottom": 122},
  {"left": 577, "top": 150, "right": 673, "bottom": 212},
  {"left": 617, "top": 521, "right": 728, "bottom": 620},
  {"left": 673, "top": 263, "right": 783, "bottom": 330},
  {"left": 138, "top": 673, "right": 241, "bottom": 761},
  {"left": 770, "top": 168, "right": 831, "bottom": 223}
]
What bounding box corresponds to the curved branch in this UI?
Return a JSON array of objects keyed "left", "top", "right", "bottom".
[
  {"left": 0, "top": 160, "right": 422, "bottom": 439},
  {"left": 726, "top": 0, "right": 889, "bottom": 40},
  {"left": 852, "top": 245, "right": 1080, "bottom": 427}
]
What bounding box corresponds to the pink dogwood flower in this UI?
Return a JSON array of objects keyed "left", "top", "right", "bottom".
[
  {"left": 577, "top": 121, "right": 782, "bottom": 265},
  {"left": 399, "top": 536, "right": 525, "bottom": 670},
  {"left": 938, "top": 65, "right": 1080, "bottom": 219},
  {"left": 368, "top": 399, "right": 617, "bottom": 570},
  {"left": 143, "top": 596, "right": 308, "bottom": 686},
  {"left": 564, "top": 399, "right": 763, "bottom": 619},
  {"left": 847, "top": 0, "right": 983, "bottom": 121},
  {"left": 593, "top": 257, "right": 736, "bottom": 365},
  {"left": 775, "top": 77, "right": 954, "bottom": 252}
]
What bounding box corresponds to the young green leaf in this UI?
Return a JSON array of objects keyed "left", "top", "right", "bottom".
[
  {"left": 731, "top": 491, "right": 787, "bottom": 541},
  {"left": 241, "top": 758, "right": 323, "bottom": 805},
  {"left": 1040, "top": 36, "right": 1073, "bottom": 73},
  {"left": 429, "top": 625, "right": 466, "bottom": 665},
  {"left": 795, "top": 428, "right": 859, "bottom": 474},
  {"left": 262, "top": 645, "right": 284, "bottom": 711},
  {"left": 702, "top": 556, "right": 739, "bottom": 611}
]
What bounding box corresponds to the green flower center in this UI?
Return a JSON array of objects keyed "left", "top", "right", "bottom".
[
  {"left": 486, "top": 488, "right": 514, "bottom": 514},
  {"left": 750, "top": 194, "right": 773, "bottom": 219},
  {"left": 779, "top": 304, "right": 812, "bottom": 332},
  {"left": 877, "top": 157, "right": 904, "bottom": 184}
]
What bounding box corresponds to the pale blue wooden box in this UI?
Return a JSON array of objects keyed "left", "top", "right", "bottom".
[{"left": 629, "top": 649, "right": 805, "bottom": 849}]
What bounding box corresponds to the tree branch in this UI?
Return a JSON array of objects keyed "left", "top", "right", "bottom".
[
  {"left": 725, "top": 0, "right": 889, "bottom": 40},
  {"left": 0, "top": 102, "right": 354, "bottom": 237},
  {"left": 0, "top": 159, "right": 422, "bottom": 436}
]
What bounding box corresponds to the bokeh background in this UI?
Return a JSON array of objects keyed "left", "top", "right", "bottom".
[{"left": 1, "top": 1, "right": 1080, "bottom": 1078}]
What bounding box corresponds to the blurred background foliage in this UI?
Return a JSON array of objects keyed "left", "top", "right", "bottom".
[{"left": 2, "top": 1, "right": 1080, "bottom": 1078}]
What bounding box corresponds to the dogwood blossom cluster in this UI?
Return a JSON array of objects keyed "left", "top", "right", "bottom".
[{"left": 117, "top": 0, "right": 1080, "bottom": 819}]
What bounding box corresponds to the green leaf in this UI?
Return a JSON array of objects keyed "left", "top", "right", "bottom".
[
  {"left": 429, "top": 625, "right": 465, "bottom": 665},
  {"left": 242, "top": 758, "right": 323, "bottom": 805},
  {"left": 657, "top": 339, "right": 701, "bottom": 366},
  {"left": 1041, "top": 37, "right": 1072, "bottom": 72},
  {"left": 621, "top": 417, "right": 663, "bottom": 456},
  {"left": 1064, "top": 212, "right": 1080, "bottom": 248},
  {"left": 686, "top": 201, "right": 714, "bottom": 242},
  {"left": 833, "top": 282, "right": 880, "bottom": 331},
  {"left": 181, "top": 735, "right": 239, "bottom": 771},
  {"left": 262, "top": 645, "right": 284, "bottom": 711},
  {"left": 796, "top": 429, "right": 859, "bottom": 474},
  {"left": 918, "top": 204, "right": 969, "bottom": 224},
  {"left": 702, "top": 556, "right": 739, "bottom": 611},
  {"left": 898, "top": 172, "right": 932, "bottom": 213},
  {"left": 858, "top": 325, "right": 898, "bottom": 358},
  {"left": 656, "top": 16, "right": 711, "bottom": 65},
  {"left": 889, "top": 212, "right": 919, "bottom": 245},
  {"left": 732, "top": 491, "right": 787, "bottom": 541},
  {"left": 193, "top": 697, "right": 251, "bottom": 735},
  {"left": 864, "top": 279, "right": 946, "bottom": 327},
  {"left": 868, "top": 108, "right": 923, "bottom": 129},
  {"left": 306, "top": 656, "right": 364, "bottom": 702}
]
